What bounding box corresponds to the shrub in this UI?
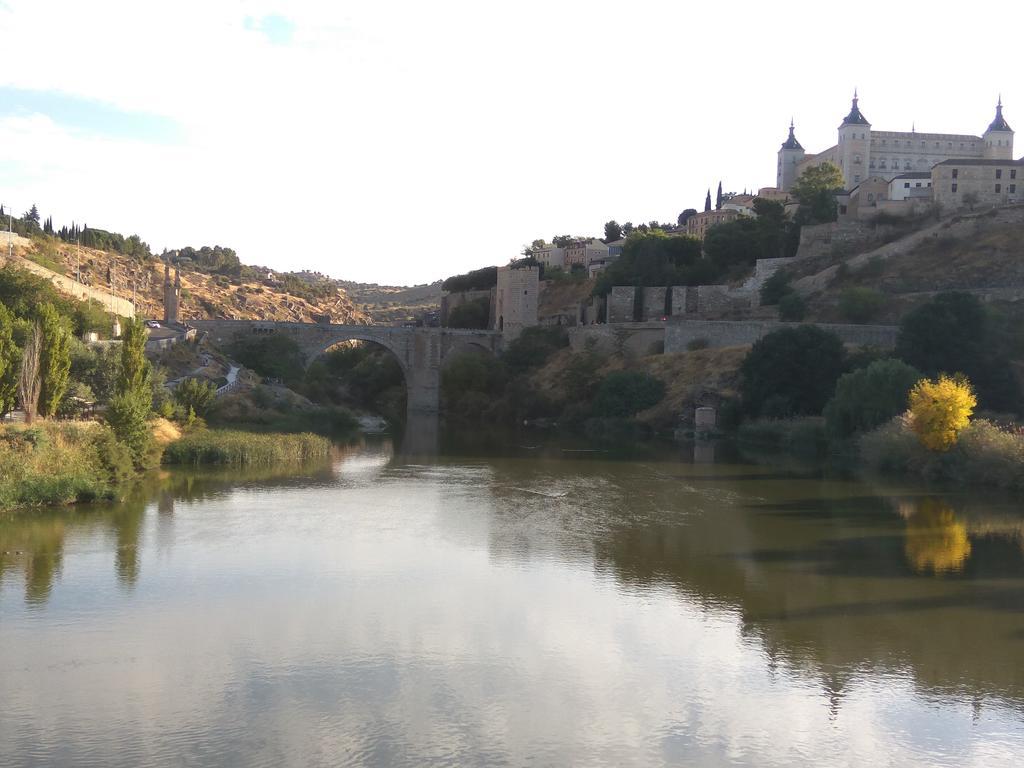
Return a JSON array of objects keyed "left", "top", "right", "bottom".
[
  {"left": 502, "top": 327, "right": 568, "bottom": 374},
  {"left": 740, "top": 325, "right": 846, "bottom": 417},
  {"left": 907, "top": 375, "right": 976, "bottom": 452},
  {"left": 759, "top": 270, "right": 792, "bottom": 306},
  {"left": 447, "top": 297, "right": 490, "bottom": 329},
  {"left": 839, "top": 286, "right": 886, "bottom": 324},
  {"left": 823, "top": 359, "right": 921, "bottom": 438},
  {"left": 106, "top": 392, "right": 155, "bottom": 467},
  {"left": 592, "top": 371, "right": 665, "bottom": 418},
  {"left": 175, "top": 377, "right": 217, "bottom": 417},
  {"left": 230, "top": 334, "right": 306, "bottom": 383},
  {"left": 778, "top": 292, "right": 807, "bottom": 321},
  {"left": 737, "top": 417, "right": 827, "bottom": 456},
  {"left": 686, "top": 338, "right": 710, "bottom": 351},
  {"left": 861, "top": 418, "right": 1024, "bottom": 492}
]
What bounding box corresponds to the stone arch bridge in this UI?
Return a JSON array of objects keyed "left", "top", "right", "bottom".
[{"left": 189, "top": 320, "right": 502, "bottom": 421}]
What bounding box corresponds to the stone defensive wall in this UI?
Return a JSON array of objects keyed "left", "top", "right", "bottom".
[
  {"left": 568, "top": 323, "right": 667, "bottom": 357},
  {"left": 665, "top": 319, "right": 899, "bottom": 353},
  {"left": 1, "top": 251, "right": 136, "bottom": 318}
]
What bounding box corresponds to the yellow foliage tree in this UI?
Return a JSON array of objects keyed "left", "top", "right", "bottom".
[{"left": 907, "top": 375, "right": 976, "bottom": 452}]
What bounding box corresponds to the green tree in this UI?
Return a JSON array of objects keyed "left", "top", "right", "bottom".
[
  {"left": 839, "top": 286, "right": 886, "bottom": 324},
  {"left": 592, "top": 371, "right": 665, "bottom": 418},
  {"left": 740, "top": 325, "right": 846, "bottom": 417},
  {"left": 894, "top": 291, "right": 1018, "bottom": 411},
  {"left": 109, "top": 317, "right": 154, "bottom": 465},
  {"left": 229, "top": 334, "right": 305, "bottom": 384},
  {"left": 36, "top": 303, "right": 72, "bottom": 418},
  {"left": 603, "top": 221, "right": 622, "bottom": 242},
  {"left": 759, "top": 270, "right": 793, "bottom": 306},
  {"left": 823, "top": 358, "right": 921, "bottom": 437},
  {"left": 552, "top": 235, "right": 574, "bottom": 248},
  {"left": 790, "top": 162, "right": 844, "bottom": 224},
  {"left": 447, "top": 298, "right": 490, "bottom": 329},
  {"left": 0, "top": 303, "right": 19, "bottom": 415},
  {"left": 778, "top": 292, "right": 806, "bottom": 321},
  {"left": 24, "top": 204, "right": 40, "bottom": 225},
  {"left": 174, "top": 377, "right": 217, "bottom": 418}
]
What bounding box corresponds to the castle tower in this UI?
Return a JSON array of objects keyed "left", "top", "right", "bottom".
[
  {"left": 982, "top": 96, "right": 1013, "bottom": 160},
  {"left": 837, "top": 90, "right": 871, "bottom": 189},
  {"left": 163, "top": 258, "right": 180, "bottom": 325},
  {"left": 777, "top": 119, "right": 805, "bottom": 192}
]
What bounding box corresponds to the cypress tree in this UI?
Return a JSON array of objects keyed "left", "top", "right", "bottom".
[
  {"left": 0, "top": 303, "right": 19, "bottom": 415},
  {"left": 716, "top": 181, "right": 723, "bottom": 210},
  {"left": 108, "top": 316, "right": 154, "bottom": 465},
  {"left": 37, "top": 302, "right": 72, "bottom": 417}
]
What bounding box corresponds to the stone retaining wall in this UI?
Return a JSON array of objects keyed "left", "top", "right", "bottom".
[{"left": 665, "top": 319, "right": 899, "bottom": 353}]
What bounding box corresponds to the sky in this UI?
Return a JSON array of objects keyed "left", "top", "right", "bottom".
[{"left": 0, "top": 0, "right": 1021, "bottom": 286}]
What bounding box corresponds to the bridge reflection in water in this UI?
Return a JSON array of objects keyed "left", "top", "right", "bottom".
[{"left": 397, "top": 411, "right": 440, "bottom": 456}]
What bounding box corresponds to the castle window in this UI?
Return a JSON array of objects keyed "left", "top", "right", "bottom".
[
  {"left": 904, "top": 182, "right": 911, "bottom": 188},
  {"left": 1011, "top": 185, "right": 1017, "bottom": 194},
  {"left": 951, "top": 183, "right": 958, "bottom": 193},
  {"left": 951, "top": 169, "right": 958, "bottom": 178},
  {"left": 1012, "top": 170, "right": 1018, "bottom": 179},
  {"left": 996, "top": 184, "right": 1001, "bottom": 193},
  {"left": 996, "top": 169, "right": 1002, "bottom": 179}
]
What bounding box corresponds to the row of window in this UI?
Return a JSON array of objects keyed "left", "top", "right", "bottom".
[
  {"left": 951, "top": 169, "right": 1017, "bottom": 179},
  {"left": 950, "top": 184, "right": 1017, "bottom": 194},
  {"left": 873, "top": 139, "right": 976, "bottom": 150}
]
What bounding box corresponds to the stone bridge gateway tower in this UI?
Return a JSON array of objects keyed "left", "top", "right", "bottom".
[{"left": 190, "top": 320, "right": 501, "bottom": 425}]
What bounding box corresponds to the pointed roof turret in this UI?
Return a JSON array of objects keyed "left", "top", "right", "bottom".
[
  {"left": 840, "top": 89, "right": 870, "bottom": 127},
  {"left": 986, "top": 95, "right": 1012, "bottom": 133},
  {"left": 781, "top": 118, "right": 803, "bottom": 150}
]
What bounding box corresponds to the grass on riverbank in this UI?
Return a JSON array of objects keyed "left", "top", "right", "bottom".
[
  {"left": 162, "top": 429, "right": 332, "bottom": 467},
  {"left": 0, "top": 422, "right": 133, "bottom": 508},
  {"left": 861, "top": 417, "right": 1024, "bottom": 492}
]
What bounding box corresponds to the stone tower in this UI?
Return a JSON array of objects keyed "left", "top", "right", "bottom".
[
  {"left": 163, "top": 259, "right": 180, "bottom": 325},
  {"left": 495, "top": 263, "right": 539, "bottom": 340},
  {"left": 838, "top": 91, "right": 871, "bottom": 189},
  {"left": 777, "top": 119, "right": 805, "bottom": 192},
  {"left": 982, "top": 96, "right": 1013, "bottom": 160}
]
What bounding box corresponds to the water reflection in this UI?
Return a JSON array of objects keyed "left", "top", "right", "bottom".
[
  {"left": 2, "top": 442, "right": 1023, "bottom": 766},
  {"left": 900, "top": 498, "right": 972, "bottom": 574}
]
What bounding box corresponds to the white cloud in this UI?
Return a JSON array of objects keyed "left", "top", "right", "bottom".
[{"left": 1, "top": 0, "right": 1022, "bottom": 283}]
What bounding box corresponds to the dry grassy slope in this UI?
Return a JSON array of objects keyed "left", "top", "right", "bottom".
[
  {"left": 11, "top": 236, "right": 369, "bottom": 324},
  {"left": 795, "top": 206, "right": 1024, "bottom": 324},
  {"left": 530, "top": 345, "right": 748, "bottom": 429}
]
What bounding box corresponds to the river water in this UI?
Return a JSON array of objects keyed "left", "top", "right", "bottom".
[{"left": 2, "top": 440, "right": 1023, "bottom": 767}]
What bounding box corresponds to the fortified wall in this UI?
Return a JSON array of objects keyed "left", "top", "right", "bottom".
[{"left": 665, "top": 318, "right": 899, "bottom": 352}]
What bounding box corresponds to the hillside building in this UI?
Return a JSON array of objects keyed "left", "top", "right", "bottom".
[{"left": 778, "top": 93, "right": 1014, "bottom": 192}]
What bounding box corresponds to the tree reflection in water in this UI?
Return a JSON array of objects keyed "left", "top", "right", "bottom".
[{"left": 900, "top": 498, "right": 972, "bottom": 575}]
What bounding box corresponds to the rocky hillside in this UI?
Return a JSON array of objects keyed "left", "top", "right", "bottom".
[
  {"left": 5, "top": 234, "right": 369, "bottom": 324},
  {"left": 337, "top": 280, "right": 442, "bottom": 324}
]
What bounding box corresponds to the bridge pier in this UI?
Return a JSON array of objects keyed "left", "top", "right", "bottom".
[{"left": 188, "top": 320, "right": 502, "bottom": 455}]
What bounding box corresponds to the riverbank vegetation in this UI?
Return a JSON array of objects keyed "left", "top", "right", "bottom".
[
  {"left": 730, "top": 291, "right": 1023, "bottom": 491},
  {"left": 0, "top": 422, "right": 133, "bottom": 507},
  {"left": 163, "top": 430, "right": 330, "bottom": 467}
]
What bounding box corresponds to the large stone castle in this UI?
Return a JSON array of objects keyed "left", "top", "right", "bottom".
[{"left": 777, "top": 92, "right": 1014, "bottom": 191}]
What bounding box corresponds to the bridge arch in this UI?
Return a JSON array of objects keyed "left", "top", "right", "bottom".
[{"left": 189, "top": 320, "right": 503, "bottom": 440}]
